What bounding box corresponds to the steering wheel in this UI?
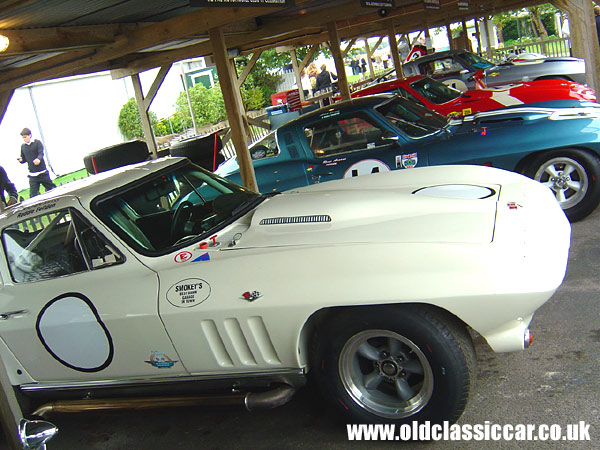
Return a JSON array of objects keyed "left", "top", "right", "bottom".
[{"left": 170, "top": 201, "right": 193, "bottom": 242}]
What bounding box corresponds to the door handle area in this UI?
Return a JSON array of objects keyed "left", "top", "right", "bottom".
[
  {"left": 0, "top": 309, "right": 29, "bottom": 320},
  {"left": 311, "top": 172, "right": 333, "bottom": 183}
]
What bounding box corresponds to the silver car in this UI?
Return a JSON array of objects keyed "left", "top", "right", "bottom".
[{"left": 401, "top": 49, "right": 586, "bottom": 91}]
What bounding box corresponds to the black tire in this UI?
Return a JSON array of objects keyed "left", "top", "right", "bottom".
[
  {"left": 534, "top": 75, "right": 571, "bottom": 81},
  {"left": 169, "top": 134, "right": 225, "bottom": 171},
  {"left": 525, "top": 149, "right": 600, "bottom": 222},
  {"left": 83, "top": 140, "right": 149, "bottom": 174},
  {"left": 312, "top": 305, "right": 475, "bottom": 425}
]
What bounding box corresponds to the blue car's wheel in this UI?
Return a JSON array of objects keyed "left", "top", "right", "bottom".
[
  {"left": 527, "top": 149, "right": 600, "bottom": 222},
  {"left": 312, "top": 305, "right": 475, "bottom": 426}
]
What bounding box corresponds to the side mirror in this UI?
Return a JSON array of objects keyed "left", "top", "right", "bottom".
[{"left": 19, "top": 419, "right": 58, "bottom": 450}]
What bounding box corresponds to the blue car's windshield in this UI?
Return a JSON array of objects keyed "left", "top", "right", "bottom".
[{"left": 375, "top": 96, "right": 448, "bottom": 137}]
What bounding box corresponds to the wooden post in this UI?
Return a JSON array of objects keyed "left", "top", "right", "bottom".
[
  {"left": 0, "top": 89, "right": 14, "bottom": 125},
  {"left": 131, "top": 71, "right": 163, "bottom": 159},
  {"left": 290, "top": 49, "right": 305, "bottom": 102},
  {"left": 484, "top": 16, "right": 493, "bottom": 58},
  {"left": 327, "top": 21, "right": 350, "bottom": 101},
  {"left": 475, "top": 18, "right": 483, "bottom": 55},
  {"left": 387, "top": 21, "right": 403, "bottom": 79},
  {"left": 209, "top": 26, "right": 258, "bottom": 191},
  {"left": 551, "top": 0, "right": 600, "bottom": 95},
  {"left": 446, "top": 22, "right": 453, "bottom": 50},
  {"left": 364, "top": 38, "right": 375, "bottom": 79}
]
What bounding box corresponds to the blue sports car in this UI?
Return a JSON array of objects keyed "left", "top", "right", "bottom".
[{"left": 219, "top": 95, "right": 600, "bottom": 221}]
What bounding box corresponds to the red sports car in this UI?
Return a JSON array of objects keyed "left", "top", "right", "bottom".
[{"left": 350, "top": 74, "right": 596, "bottom": 117}]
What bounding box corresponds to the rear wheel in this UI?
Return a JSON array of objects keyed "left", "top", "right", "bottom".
[
  {"left": 526, "top": 149, "right": 600, "bottom": 222},
  {"left": 312, "top": 305, "right": 475, "bottom": 425},
  {"left": 83, "top": 140, "right": 149, "bottom": 174}
]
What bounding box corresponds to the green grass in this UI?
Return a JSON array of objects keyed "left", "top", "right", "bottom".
[{"left": 17, "top": 168, "right": 89, "bottom": 201}]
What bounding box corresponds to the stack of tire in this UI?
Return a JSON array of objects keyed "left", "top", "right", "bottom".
[
  {"left": 83, "top": 140, "right": 150, "bottom": 175},
  {"left": 169, "top": 133, "right": 225, "bottom": 172}
]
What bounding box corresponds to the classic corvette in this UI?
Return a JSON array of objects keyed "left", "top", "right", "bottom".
[
  {"left": 220, "top": 94, "right": 600, "bottom": 222},
  {"left": 0, "top": 158, "right": 570, "bottom": 429},
  {"left": 401, "top": 49, "right": 586, "bottom": 91},
  {"left": 350, "top": 74, "right": 596, "bottom": 118}
]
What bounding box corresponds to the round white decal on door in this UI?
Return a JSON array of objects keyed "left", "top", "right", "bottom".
[
  {"left": 36, "top": 294, "right": 113, "bottom": 372},
  {"left": 166, "top": 278, "right": 211, "bottom": 308},
  {"left": 343, "top": 159, "right": 390, "bottom": 178}
]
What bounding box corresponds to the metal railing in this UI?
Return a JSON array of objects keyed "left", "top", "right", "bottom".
[{"left": 488, "top": 37, "right": 572, "bottom": 62}]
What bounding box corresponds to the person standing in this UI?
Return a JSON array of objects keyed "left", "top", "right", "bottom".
[
  {"left": 18, "top": 127, "right": 56, "bottom": 197},
  {"left": 0, "top": 166, "right": 18, "bottom": 207}
]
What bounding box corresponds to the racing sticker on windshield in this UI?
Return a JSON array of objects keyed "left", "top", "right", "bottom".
[
  {"left": 396, "top": 153, "right": 418, "bottom": 169},
  {"left": 145, "top": 351, "right": 178, "bottom": 369},
  {"left": 167, "top": 278, "right": 211, "bottom": 308},
  {"left": 343, "top": 159, "right": 390, "bottom": 178}
]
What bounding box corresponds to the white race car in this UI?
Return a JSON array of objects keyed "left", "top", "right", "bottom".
[{"left": 0, "top": 158, "right": 570, "bottom": 428}]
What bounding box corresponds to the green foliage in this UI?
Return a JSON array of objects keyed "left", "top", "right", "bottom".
[
  {"left": 117, "top": 97, "right": 158, "bottom": 140},
  {"left": 241, "top": 86, "right": 265, "bottom": 111},
  {"left": 175, "top": 83, "right": 227, "bottom": 127}
]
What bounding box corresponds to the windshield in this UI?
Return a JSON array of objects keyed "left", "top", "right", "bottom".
[
  {"left": 375, "top": 96, "right": 448, "bottom": 137},
  {"left": 409, "top": 77, "right": 462, "bottom": 104},
  {"left": 458, "top": 52, "right": 494, "bottom": 69},
  {"left": 93, "top": 162, "right": 261, "bottom": 255}
]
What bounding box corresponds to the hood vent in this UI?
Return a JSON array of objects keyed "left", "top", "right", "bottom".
[{"left": 259, "top": 215, "right": 332, "bottom": 225}]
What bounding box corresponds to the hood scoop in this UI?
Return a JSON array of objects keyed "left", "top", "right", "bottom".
[{"left": 259, "top": 215, "right": 332, "bottom": 226}]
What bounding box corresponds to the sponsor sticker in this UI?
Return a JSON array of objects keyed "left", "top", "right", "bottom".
[
  {"left": 192, "top": 253, "right": 211, "bottom": 262},
  {"left": 174, "top": 251, "right": 193, "bottom": 263},
  {"left": 167, "top": 278, "right": 211, "bottom": 307},
  {"left": 145, "top": 351, "right": 178, "bottom": 369},
  {"left": 397, "top": 153, "right": 418, "bottom": 169}
]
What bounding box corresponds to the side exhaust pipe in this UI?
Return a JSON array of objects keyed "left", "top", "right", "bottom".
[{"left": 32, "top": 384, "right": 295, "bottom": 419}]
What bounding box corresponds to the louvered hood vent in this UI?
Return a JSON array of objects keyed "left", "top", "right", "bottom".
[{"left": 259, "top": 215, "right": 332, "bottom": 225}]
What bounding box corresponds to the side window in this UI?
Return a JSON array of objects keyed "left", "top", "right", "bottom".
[
  {"left": 305, "top": 115, "right": 386, "bottom": 158},
  {"left": 250, "top": 133, "right": 279, "bottom": 161},
  {"left": 432, "top": 58, "right": 464, "bottom": 76},
  {"left": 2, "top": 208, "right": 123, "bottom": 283}
]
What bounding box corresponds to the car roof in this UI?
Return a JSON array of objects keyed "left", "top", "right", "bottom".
[
  {"left": 403, "top": 49, "right": 473, "bottom": 66},
  {"left": 279, "top": 94, "right": 395, "bottom": 129},
  {"left": 0, "top": 157, "right": 185, "bottom": 223}
]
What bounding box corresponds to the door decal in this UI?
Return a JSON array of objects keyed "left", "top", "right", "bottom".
[
  {"left": 343, "top": 159, "right": 390, "bottom": 178},
  {"left": 36, "top": 293, "right": 114, "bottom": 372},
  {"left": 166, "top": 278, "right": 211, "bottom": 308}
]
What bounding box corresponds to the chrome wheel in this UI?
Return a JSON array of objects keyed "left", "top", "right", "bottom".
[
  {"left": 534, "top": 157, "right": 588, "bottom": 210},
  {"left": 338, "top": 329, "right": 434, "bottom": 419}
]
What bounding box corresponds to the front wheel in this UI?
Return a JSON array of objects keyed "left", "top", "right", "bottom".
[
  {"left": 525, "top": 149, "right": 600, "bottom": 222},
  {"left": 312, "top": 305, "right": 476, "bottom": 425}
]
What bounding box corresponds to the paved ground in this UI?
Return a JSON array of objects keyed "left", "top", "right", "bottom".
[{"left": 8, "top": 207, "right": 600, "bottom": 449}]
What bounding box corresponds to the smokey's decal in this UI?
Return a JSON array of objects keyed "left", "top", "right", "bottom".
[
  {"left": 145, "top": 351, "right": 178, "bottom": 369},
  {"left": 343, "top": 159, "right": 390, "bottom": 178},
  {"left": 167, "top": 278, "right": 211, "bottom": 308},
  {"left": 36, "top": 293, "right": 114, "bottom": 372}
]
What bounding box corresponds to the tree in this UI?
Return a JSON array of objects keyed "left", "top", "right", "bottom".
[
  {"left": 174, "top": 83, "right": 227, "bottom": 128},
  {"left": 527, "top": 5, "right": 556, "bottom": 38},
  {"left": 118, "top": 98, "right": 159, "bottom": 140}
]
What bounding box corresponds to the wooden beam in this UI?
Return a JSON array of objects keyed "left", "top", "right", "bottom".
[
  {"left": 237, "top": 51, "right": 261, "bottom": 88},
  {"left": 0, "top": 24, "right": 139, "bottom": 56},
  {"left": 0, "top": 6, "right": 281, "bottom": 91},
  {"left": 387, "top": 21, "right": 403, "bottom": 79},
  {"left": 131, "top": 73, "right": 159, "bottom": 159},
  {"left": 341, "top": 38, "right": 357, "bottom": 58},
  {"left": 300, "top": 45, "right": 319, "bottom": 72},
  {"left": 208, "top": 26, "right": 258, "bottom": 192},
  {"left": 290, "top": 49, "right": 305, "bottom": 102},
  {"left": 364, "top": 39, "right": 375, "bottom": 78},
  {"left": 327, "top": 22, "right": 350, "bottom": 101}
]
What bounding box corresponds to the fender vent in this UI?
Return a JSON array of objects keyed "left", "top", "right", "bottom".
[{"left": 259, "top": 215, "right": 331, "bottom": 225}]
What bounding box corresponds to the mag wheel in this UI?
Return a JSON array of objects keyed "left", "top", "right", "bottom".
[
  {"left": 313, "top": 305, "right": 475, "bottom": 425},
  {"left": 527, "top": 149, "right": 600, "bottom": 222}
]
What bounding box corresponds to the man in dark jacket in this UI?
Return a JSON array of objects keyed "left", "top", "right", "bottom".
[
  {"left": 315, "top": 64, "right": 338, "bottom": 93},
  {"left": 18, "top": 127, "right": 56, "bottom": 196},
  {"left": 0, "top": 166, "right": 17, "bottom": 207}
]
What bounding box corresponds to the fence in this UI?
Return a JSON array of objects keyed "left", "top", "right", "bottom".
[{"left": 488, "top": 37, "right": 571, "bottom": 62}]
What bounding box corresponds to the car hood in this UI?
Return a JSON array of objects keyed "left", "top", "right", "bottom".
[{"left": 228, "top": 166, "right": 527, "bottom": 249}]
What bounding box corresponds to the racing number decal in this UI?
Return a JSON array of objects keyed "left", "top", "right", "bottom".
[
  {"left": 174, "top": 251, "right": 193, "bottom": 263},
  {"left": 343, "top": 159, "right": 391, "bottom": 178}
]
